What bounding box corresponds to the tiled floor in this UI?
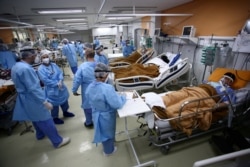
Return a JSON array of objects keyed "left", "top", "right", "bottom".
[{"left": 1, "top": 60, "right": 248, "bottom": 167}]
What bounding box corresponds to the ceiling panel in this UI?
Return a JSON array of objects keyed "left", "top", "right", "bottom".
[{"left": 0, "top": 0, "right": 192, "bottom": 31}]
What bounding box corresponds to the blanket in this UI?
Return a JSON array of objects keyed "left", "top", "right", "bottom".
[
  {"left": 110, "top": 48, "right": 153, "bottom": 66},
  {"left": 152, "top": 86, "right": 220, "bottom": 135},
  {"left": 112, "top": 63, "right": 160, "bottom": 83}
]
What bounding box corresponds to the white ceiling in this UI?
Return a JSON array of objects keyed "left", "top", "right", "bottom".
[{"left": 0, "top": 0, "right": 192, "bottom": 32}]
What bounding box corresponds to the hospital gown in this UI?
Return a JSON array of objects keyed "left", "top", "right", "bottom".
[
  {"left": 94, "top": 54, "right": 109, "bottom": 65},
  {"left": 62, "top": 43, "right": 78, "bottom": 67},
  {"left": 122, "top": 45, "right": 135, "bottom": 57},
  {"left": 11, "top": 61, "right": 51, "bottom": 121},
  {"left": 77, "top": 43, "right": 85, "bottom": 60},
  {"left": 0, "top": 51, "right": 16, "bottom": 69},
  {"left": 85, "top": 81, "right": 126, "bottom": 143},
  {"left": 207, "top": 81, "right": 236, "bottom": 104},
  {"left": 72, "top": 62, "right": 97, "bottom": 109},
  {"left": 38, "top": 63, "right": 69, "bottom": 106}
]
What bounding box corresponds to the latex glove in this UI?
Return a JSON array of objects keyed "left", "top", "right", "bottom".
[
  {"left": 58, "top": 80, "right": 63, "bottom": 89},
  {"left": 73, "top": 92, "right": 81, "bottom": 96},
  {"left": 43, "top": 101, "right": 53, "bottom": 110}
]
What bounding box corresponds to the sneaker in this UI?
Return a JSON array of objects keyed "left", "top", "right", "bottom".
[
  {"left": 57, "top": 137, "right": 71, "bottom": 148},
  {"left": 63, "top": 111, "right": 75, "bottom": 117},
  {"left": 84, "top": 122, "right": 94, "bottom": 129},
  {"left": 103, "top": 146, "right": 117, "bottom": 157},
  {"left": 53, "top": 118, "right": 64, "bottom": 124}
]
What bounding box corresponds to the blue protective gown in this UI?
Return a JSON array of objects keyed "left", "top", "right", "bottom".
[
  {"left": 38, "top": 63, "right": 69, "bottom": 106},
  {"left": 77, "top": 43, "right": 85, "bottom": 60},
  {"left": 11, "top": 61, "right": 51, "bottom": 121},
  {"left": 207, "top": 81, "right": 236, "bottom": 103},
  {"left": 94, "top": 39, "right": 100, "bottom": 48},
  {"left": 94, "top": 54, "right": 109, "bottom": 65},
  {"left": 85, "top": 81, "right": 126, "bottom": 143},
  {"left": 0, "top": 51, "right": 16, "bottom": 69},
  {"left": 50, "top": 41, "right": 59, "bottom": 50},
  {"left": 72, "top": 62, "right": 97, "bottom": 109},
  {"left": 62, "top": 43, "right": 78, "bottom": 67},
  {"left": 122, "top": 45, "right": 135, "bottom": 57}
]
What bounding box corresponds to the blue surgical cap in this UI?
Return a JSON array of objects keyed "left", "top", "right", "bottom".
[{"left": 94, "top": 63, "right": 111, "bottom": 78}]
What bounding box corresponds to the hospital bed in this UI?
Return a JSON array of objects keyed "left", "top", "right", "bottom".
[
  {"left": 109, "top": 48, "right": 155, "bottom": 69},
  {"left": 113, "top": 52, "right": 191, "bottom": 91},
  {"left": 139, "top": 68, "right": 250, "bottom": 154}
]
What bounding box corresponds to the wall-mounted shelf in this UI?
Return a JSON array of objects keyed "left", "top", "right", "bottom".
[
  {"left": 155, "top": 36, "right": 171, "bottom": 42},
  {"left": 179, "top": 36, "right": 198, "bottom": 45}
]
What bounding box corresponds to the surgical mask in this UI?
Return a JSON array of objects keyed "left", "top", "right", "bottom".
[
  {"left": 42, "top": 58, "right": 50, "bottom": 64},
  {"left": 100, "top": 51, "right": 104, "bottom": 55}
]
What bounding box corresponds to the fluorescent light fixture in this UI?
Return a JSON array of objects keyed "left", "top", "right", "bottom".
[
  {"left": 38, "top": 26, "right": 55, "bottom": 29},
  {"left": 103, "top": 13, "right": 193, "bottom": 17},
  {"left": 34, "top": 24, "right": 46, "bottom": 27},
  {"left": 64, "top": 23, "right": 87, "bottom": 26},
  {"left": 41, "top": 31, "right": 75, "bottom": 34},
  {"left": 53, "top": 29, "right": 69, "bottom": 32},
  {"left": 55, "top": 18, "right": 87, "bottom": 22},
  {"left": 35, "top": 8, "right": 85, "bottom": 14},
  {"left": 69, "top": 25, "right": 88, "bottom": 28},
  {"left": 106, "top": 17, "right": 134, "bottom": 20}
]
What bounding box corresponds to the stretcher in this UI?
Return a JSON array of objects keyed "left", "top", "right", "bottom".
[
  {"left": 140, "top": 68, "right": 250, "bottom": 154},
  {"left": 113, "top": 52, "right": 191, "bottom": 91}
]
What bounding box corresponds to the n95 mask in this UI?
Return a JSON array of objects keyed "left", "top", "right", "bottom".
[{"left": 42, "top": 58, "right": 50, "bottom": 64}]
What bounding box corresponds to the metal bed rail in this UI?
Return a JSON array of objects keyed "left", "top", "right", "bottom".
[{"left": 147, "top": 91, "right": 250, "bottom": 154}]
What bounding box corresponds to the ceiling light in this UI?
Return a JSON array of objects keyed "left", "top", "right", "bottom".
[
  {"left": 106, "top": 17, "right": 134, "bottom": 20},
  {"left": 103, "top": 13, "right": 193, "bottom": 17},
  {"left": 41, "top": 31, "right": 75, "bottom": 34},
  {"left": 53, "top": 29, "right": 69, "bottom": 32},
  {"left": 34, "top": 24, "right": 46, "bottom": 27},
  {"left": 38, "top": 26, "right": 55, "bottom": 29},
  {"left": 55, "top": 18, "right": 87, "bottom": 22},
  {"left": 64, "top": 23, "right": 87, "bottom": 26},
  {"left": 69, "top": 25, "right": 88, "bottom": 28},
  {"left": 35, "top": 8, "right": 85, "bottom": 14}
]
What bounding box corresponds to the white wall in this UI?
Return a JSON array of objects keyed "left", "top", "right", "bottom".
[
  {"left": 92, "top": 27, "right": 117, "bottom": 37},
  {"left": 61, "top": 30, "right": 92, "bottom": 43},
  {"left": 156, "top": 35, "right": 250, "bottom": 85}
]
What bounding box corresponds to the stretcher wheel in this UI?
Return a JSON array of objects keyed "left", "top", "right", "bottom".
[{"left": 160, "top": 146, "right": 170, "bottom": 155}]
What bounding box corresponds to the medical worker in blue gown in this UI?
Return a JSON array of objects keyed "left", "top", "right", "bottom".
[
  {"left": 122, "top": 40, "right": 135, "bottom": 57},
  {"left": 62, "top": 38, "right": 78, "bottom": 74},
  {"left": 38, "top": 52, "right": 75, "bottom": 124},
  {"left": 72, "top": 49, "right": 96, "bottom": 128},
  {"left": 11, "top": 48, "right": 70, "bottom": 148},
  {"left": 0, "top": 50, "right": 17, "bottom": 69},
  {"left": 85, "top": 63, "right": 126, "bottom": 156},
  {"left": 93, "top": 36, "right": 100, "bottom": 50},
  {"left": 77, "top": 41, "right": 85, "bottom": 62},
  {"left": 0, "top": 39, "right": 16, "bottom": 69},
  {"left": 94, "top": 46, "right": 109, "bottom": 65}
]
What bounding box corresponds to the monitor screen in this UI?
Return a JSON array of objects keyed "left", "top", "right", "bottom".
[
  {"left": 183, "top": 27, "right": 191, "bottom": 35},
  {"left": 182, "top": 26, "right": 195, "bottom": 37},
  {"left": 154, "top": 28, "right": 161, "bottom": 36},
  {"left": 243, "top": 20, "right": 250, "bottom": 34}
]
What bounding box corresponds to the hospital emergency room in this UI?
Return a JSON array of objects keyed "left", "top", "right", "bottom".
[{"left": 0, "top": 0, "right": 250, "bottom": 166}]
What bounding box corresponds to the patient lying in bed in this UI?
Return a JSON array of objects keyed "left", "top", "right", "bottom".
[
  {"left": 111, "top": 52, "right": 182, "bottom": 82},
  {"left": 109, "top": 48, "right": 153, "bottom": 66},
  {"left": 143, "top": 72, "right": 237, "bottom": 136},
  {"left": 112, "top": 63, "right": 160, "bottom": 82}
]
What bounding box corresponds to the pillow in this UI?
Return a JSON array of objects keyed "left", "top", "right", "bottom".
[{"left": 208, "top": 68, "right": 250, "bottom": 89}]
